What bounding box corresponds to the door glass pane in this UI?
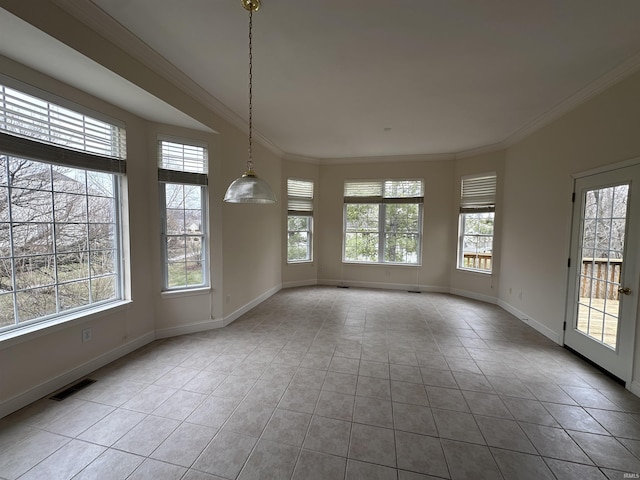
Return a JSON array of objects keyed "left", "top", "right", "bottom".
[{"left": 576, "top": 184, "right": 628, "bottom": 349}]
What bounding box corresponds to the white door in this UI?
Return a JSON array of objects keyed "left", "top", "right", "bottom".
[{"left": 564, "top": 163, "right": 640, "bottom": 383}]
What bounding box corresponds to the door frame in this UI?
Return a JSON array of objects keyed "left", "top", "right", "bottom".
[{"left": 564, "top": 158, "right": 640, "bottom": 385}]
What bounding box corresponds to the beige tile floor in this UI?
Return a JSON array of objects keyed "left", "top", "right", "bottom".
[{"left": 2, "top": 286, "right": 640, "bottom": 479}]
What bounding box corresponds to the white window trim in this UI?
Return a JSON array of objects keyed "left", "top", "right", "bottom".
[
  {"left": 158, "top": 137, "right": 209, "bottom": 292},
  {"left": 457, "top": 172, "right": 496, "bottom": 274},
  {"left": 287, "top": 178, "right": 314, "bottom": 264}
]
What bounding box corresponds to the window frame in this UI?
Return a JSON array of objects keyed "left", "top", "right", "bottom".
[
  {"left": 0, "top": 78, "right": 126, "bottom": 336},
  {"left": 342, "top": 179, "right": 424, "bottom": 265},
  {"left": 158, "top": 137, "right": 209, "bottom": 292},
  {"left": 287, "top": 178, "right": 314, "bottom": 263},
  {"left": 457, "top": 173, "right": 496, "bottom": 274}
]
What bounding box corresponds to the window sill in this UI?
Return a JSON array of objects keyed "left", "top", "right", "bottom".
[
  {"left": 287, "top": 260, "right": 314, "bottom": 265},
  {"left": 161, "top": 286, "right": 211, "bottom": 299},
  {"left": 0, "top": 300, "right": 132, "bottom": 351},
  {"left": 342, "top": 261, "right": 422, "bottom": 267},
  {"left": 456, "top": 267, "right": 493, "bottom": 276}
]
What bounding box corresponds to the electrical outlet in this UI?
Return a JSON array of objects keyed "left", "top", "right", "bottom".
[
  {"left": 82, "top": 328, "right": 92, "bottom": 343},
  {"left": 226, "top": 294, "right": 231, "bottom": 304}
]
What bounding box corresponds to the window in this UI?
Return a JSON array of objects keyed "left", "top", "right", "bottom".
[
  {"left": 0, "top": 80, "right": 126, "bottom": 333},
  {"left": 287, "top": 178, "right": 314, "bottom": 262},
  {"left": 158, "top": 138, "right": 208, "bottom": 290},
  {"left": 458, "top": 173, "right": 496, "bottom": 273},
  {"left": 343, "top": 180, "right": 423, "bottom": 264}
]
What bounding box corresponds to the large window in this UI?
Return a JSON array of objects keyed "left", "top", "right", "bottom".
[
  {"left": 0, "top": 81, "right": 126, "bottom": 333},
  {"left": 287, "top": 178, "right": 314, "bottom": 262},
  {"left": 343, "top": 180, "right": 423, "bottom": 264},
  {"left": 458, "top": 173, "right": 496, "bottom": 273},
  {"left": 158, "top": 139, "right": 208, "bottom": 290}
]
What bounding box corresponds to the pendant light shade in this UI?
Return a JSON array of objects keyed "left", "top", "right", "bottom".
[
  {"left": 224, "top": 0, "right": 276, "bottom": 204},
  {"left": 224, "top": 169, "right": 277, "bottom": 204}
]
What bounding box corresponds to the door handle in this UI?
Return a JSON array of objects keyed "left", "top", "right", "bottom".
[{"left": 618, "top": 287, "right": 632, "bottom": 295}]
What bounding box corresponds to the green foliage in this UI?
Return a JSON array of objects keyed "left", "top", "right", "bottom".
[
  {"left": 345, "top": 203, "right": 420, "bottom": 263},
  {"left": 287, "top": 215, "right": 311, "bottom": 261}
]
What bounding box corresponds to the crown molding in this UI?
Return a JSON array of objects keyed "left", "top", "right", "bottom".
[
  {"left": 503, "top": 50, "right": 640, "bottom": 148},
  {"left": 51, "top": 0, "right": 284, "bottom": 158},
  {"left": 318, "top": 152, "right": 456, "bottom": 165},
  {"left": 46, "top": 0, "right": 640, "bottom": 165}
]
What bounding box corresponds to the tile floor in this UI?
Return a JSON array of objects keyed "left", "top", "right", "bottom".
[{"left": 2, "top": 286, "right": 640, "bottom": 479}]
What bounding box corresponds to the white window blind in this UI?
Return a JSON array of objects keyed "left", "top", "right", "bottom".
[
  {"left": 344, "top": 179, "right": 423, "bottom": 203},
  {"left": 0, "top": 84, "right": 126, "bottom": 173},
  {"left": 287, "top": 178, "right": 314, "bottom": 214},
  {"left": 460, "top": 173, "right": 496, "bottom": 212},
  {"left": 158, "top": 139, "right": 208, "bottom": 185}
]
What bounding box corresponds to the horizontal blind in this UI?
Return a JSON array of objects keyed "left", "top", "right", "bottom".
[
  {"left": 345, "top": 179, "right": 424, "bottom": 203},
  {"left": 158, "top": 139, "right": 208, "bottom": 185},
  {"left": 288, "top": 178, "right": 313, "bottom": 214},
  {"left": 461, "top": 173, "right": 496, "bottom": 212},
  {"left": 0, "top": 84, "right": 126, "bottom": 160}
]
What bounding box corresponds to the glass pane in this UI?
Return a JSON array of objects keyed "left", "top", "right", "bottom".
[
  {"left": 185, "top": 262, "right": 203, "bottom": 286},
  {"left": 165, "top": 184, "right": 184, "bottom": 208},
  {"left": 57, "top": 252, "right": 90, "bottom": 282},
  {"left": 384, "top": 233, "right": 418, "bottom": 263},
  {"left": 345, "top": 232, "right": 378, "bottom": 262},
  {"left": 9, "top": 158, "right": 51, "bottom": 190},
  {"left": 90, "top": 250, "right": 116, "bottom": 276},
  {"left": 11, "top": 223, "right": 54, "bottom": 255},
  {"left": 54, "top": 193, "right": 88, "bottom": 223},
  {"left": 167, "top": 262, "right": 187, "bottom": 288},
  {"left": 11, "top": 188, "right": 53, "bottom": 223},
  {"left": 288, "top": 215, "right": 310, "bottom": 231},
  {"left": 59, "top": 280, "right": 90, "bottom": 311},
  {"left": 88, "top": 195, "right": 114, "bottom": 223},
  {"left": 16, "top": 287, "right": 57, "bottom": 322},
  {"left": 576, "top": 184, "right": 628, "bottom": 349},
  {"left": 88, "top": 223, "right": 115, "bottom": 251},
  {"left": 87, "top": 171, "right": 114, "bottom": 197},
  {"left": 166, "top": 208, "right": 185, "bottom": 234},
  {"left": 346, "top": 204, "right": 379, "bottom": 231},
  {"left": 52, "top": 165, "right": 86, "bottom": 194},
  {"left": 385, "top": 204, "right": 419, "bottom": 234},
  {"left": 14, "top": 255, "right": 55, "bottom": 289},
  {"left": 288, "top": 231, "right": 309, "bottom": 261},
  {"left": 183, "top": 185, "right": 202, "bottom": 209},
  {"left": 184, "top": 209, "right": 202, "bottom": 233},
  {"left": 0, "top": 292, "right": 14, "bottom": 328},
  {"left": 0, "top": 258, "right": 10, "bottom": 291},
  {"left": 185, "top": 238, "right": 202, "bottom": 263},
  {"left": 92, "top": 275, "right": 117, "bottom": 302},
  {"left": 167, "top": 237, "right": 186, "bottom": 261},
  {"left": 0, "top": 187, "right": 8, "bottom": 222},
  {"left": 55, "top": 223, "right": 88, "bottom": 253},
  {"left": 0, "top": 156, "right": 7, "bottom": 186}
]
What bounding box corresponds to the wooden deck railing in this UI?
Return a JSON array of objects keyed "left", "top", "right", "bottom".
[
  {"left": 462, "top": 253, "right": 492, "bottom": 271},
  {"left": 580, "top": 258, "right": 622, "bottom": 300}
]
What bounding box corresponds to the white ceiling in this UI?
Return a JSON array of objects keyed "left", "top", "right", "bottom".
[{"left": 4, "top": 1, "right": 640, "bottom": 160}]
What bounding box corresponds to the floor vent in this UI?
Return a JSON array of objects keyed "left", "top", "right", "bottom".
[
  {"left": 407, "top": 290, "right": 421, "bottom": 293},
  {"left": 337, "top": 285, "right": 350, "bottom": 288},
  {"left": 50, "top": 378, "right": 96, "bottom": 401}
]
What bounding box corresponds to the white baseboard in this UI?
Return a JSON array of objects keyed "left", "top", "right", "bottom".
[
  {"left": 450, "top": 288, "right": 498, "bottom": 305},
  {"left": 628, "top": 380, "right": 640, "bottom": 397},
  {"left": 497, "top": 299, "right": 562, "bottom": 345},
  {"left": 318, "top": 279, "right": 449, "bottom": 294},
  {"left": 155, "top": 318, "right": 225, "bottom": 339},
  {"left": 282, "top": 279, "right": 318, "bottom": 289},
  {"left": 0, "top": 331, "right": 155, "bottom": 419},
  {"left": 222, "top": 284, "right": 282, "bottom": 328}
]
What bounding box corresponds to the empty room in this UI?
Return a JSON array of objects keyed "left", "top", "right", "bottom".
[{"left": 1, "top": 1, "right": 640, "bottom": 479}]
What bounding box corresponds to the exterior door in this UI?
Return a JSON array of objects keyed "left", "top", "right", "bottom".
[{"left": 564, "top": 163, "right": 640, "bottom": 383}]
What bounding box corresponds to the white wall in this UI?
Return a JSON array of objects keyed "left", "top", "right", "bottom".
[
  {"left": 449, "top": 150, "right": 505, "bottom": 303},
  {"left": 316, "top": 159, "right": 455, "bottom": 291},
  {"left": 498, "top": 69, "right": 640, "bottom": 383}
]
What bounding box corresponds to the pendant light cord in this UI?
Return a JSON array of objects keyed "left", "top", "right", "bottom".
[{"left": 247, "top": 7, "right": 254, "bottom": 172}]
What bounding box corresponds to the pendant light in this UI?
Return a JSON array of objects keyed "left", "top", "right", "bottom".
[{"left": 224, "top": 0, "right": 276, "bottom": 204}]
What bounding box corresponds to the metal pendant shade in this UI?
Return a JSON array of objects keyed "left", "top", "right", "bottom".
[{"left": 224, "top": 0, "right": 276, "bottom": 204}]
